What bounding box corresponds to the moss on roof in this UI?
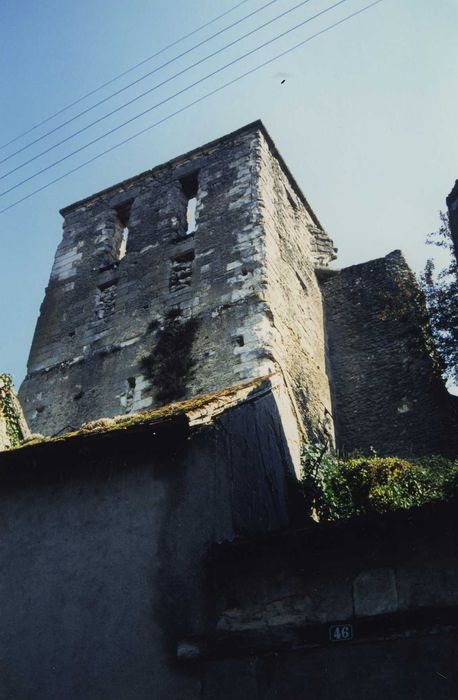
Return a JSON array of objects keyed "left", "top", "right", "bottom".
[{"left": 7, "top": 375, "right": 273, "bottom": 455}]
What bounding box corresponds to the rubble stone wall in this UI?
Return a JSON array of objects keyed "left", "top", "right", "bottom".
[
  {"left": 18, "top": 121, "right": 456, "bottom": 455},
  {"left": 18, "top": 122, "right": 335, "bottom": 438},
  {"left": 321, "top": 250, "right": 457, "bottom": 456}
]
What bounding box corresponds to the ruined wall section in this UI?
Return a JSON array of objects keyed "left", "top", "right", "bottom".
[
  {"left": 255, "top": 131, "right": 337, "bottom": 441},
  {"left": 19, "top": 126, "right": 276, "bottom": 435},
  {"left": 321, "top": 251, "right": 457, "bottom": 456}
]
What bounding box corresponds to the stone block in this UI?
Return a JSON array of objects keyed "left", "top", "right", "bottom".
[{"left": 353, "top": 567, "right": 398, "bottom": 617}]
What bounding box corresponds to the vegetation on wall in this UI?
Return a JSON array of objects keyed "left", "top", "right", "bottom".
[
  {"left": 301, "top": 442, "right": 458, "bottom": 522},
  {"left": 419, "top": 211, "right": 458, "bottom": 384},
  {"left": 141, "top": 309, "right": 199, "bottom": 404},
  {"left": 377, "top": 268, "right": 443, "bottom": 377},
  {"left": 0, "top": 373, "right": 23, "bottom": 448},
  {"left": 378, "top": 271, "right": 424, "bottom": 324}
]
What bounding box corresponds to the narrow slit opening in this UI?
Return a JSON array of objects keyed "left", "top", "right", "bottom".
[
  {"left": 186, "top": 197, "right": 197, "bottom": 235},
  {"left": 118, "top": 227, "right": 128, "bottom": 259},
  {"left": 114, "top": 200, "right": 133, "bottom": 259},
  {"left": 180, "top": 172, "right": 199, "bottom": 235}
]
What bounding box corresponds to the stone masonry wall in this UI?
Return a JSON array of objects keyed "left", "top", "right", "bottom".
[
  {"left": 19, "top": 127, "right": 263, "bottom": 434},
  {"left": 255, "top": 131, "right": 336, "bottom": 442},
  {"left": 321, "top": 250, "right": 457, "bottom": 456},
  {"left": 198, "top": 499, "right": 457, "bottom": 699},
  {"left": 19, "top": 122, "right": 334, "bottom": 437}
]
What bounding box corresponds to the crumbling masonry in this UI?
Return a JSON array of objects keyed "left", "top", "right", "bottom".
[{"left": 18, "top": 121, "right": 457, "bottom": 455}]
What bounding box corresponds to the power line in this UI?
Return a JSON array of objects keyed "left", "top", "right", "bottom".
[
  {"left": 0, "top": 0, "right": 384, "bottom": 216},
  {"left": 0, "top": 0, "right": 252, "bottom": 152},
  {"left": 2, "top": 0, "right": 315, "bottom": 178},
  {"left": 0, "top": 0, "right": 351, "bottom": 198},
  {"left": 0, "top": 0, "right": 282, "bottom": 166}
]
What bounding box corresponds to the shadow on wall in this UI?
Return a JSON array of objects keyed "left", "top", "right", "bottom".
[
  {"left": 0, "top": 377, "right": 303, "bottom": 699},
  {"left": 140, "top": 308, "right": 200, "bottom": 404}
]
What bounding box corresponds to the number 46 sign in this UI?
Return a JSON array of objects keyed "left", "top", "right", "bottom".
[{"left": 329, "top": 624, "right": 353, "bottom": 642}]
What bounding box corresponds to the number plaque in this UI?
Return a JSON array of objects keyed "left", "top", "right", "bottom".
[{"left": 329, "top": 624, "right": 353, "bottom": 642}]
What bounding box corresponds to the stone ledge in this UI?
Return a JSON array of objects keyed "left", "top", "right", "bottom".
[{"left": 177, "top": 606, "right": 458, "bottom": 661}]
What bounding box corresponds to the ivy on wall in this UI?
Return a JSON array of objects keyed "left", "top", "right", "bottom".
[
  {"left": 0, "top": 373, "right": 24, "bottom": 448},
  {"left": 378, "top": 271, "right": 442, "bottom": 374}
]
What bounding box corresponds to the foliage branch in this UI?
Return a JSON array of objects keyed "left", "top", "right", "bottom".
[
  {"left": 301, "top": 442, "right": 458, "bottom": 522},
  {"left": 419, "top": 211, "right": 458, "bottom": 384}
]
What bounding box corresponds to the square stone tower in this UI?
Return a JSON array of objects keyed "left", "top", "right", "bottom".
[{"left": 19, "top": 121, "right": 337, "bottom": 438}]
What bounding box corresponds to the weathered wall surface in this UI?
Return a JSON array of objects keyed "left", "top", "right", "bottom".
[
  {"left": 18, "top": 119, "right": 454, "bottom": 454},
  {"left": 196, "top": 499, "right": 458, "bottom": 699},
  {"left": 19, "top": 125, "right": 267, "bottom": 435},
  {"left": 18, "top": 121, "right": 334, "bottom": 438},
  {"left": 255, "top": 130, "right": 336, "bottom": 442},
  {"left": 202, "top": 636, "right": 456, "bottom": 700},
  {"left": 321, "top": 250, "right": 457, "bottom": 456},
  {"left": 1, "top": 374, "right": 456, "bottom": 699},
  {"left": 0, "top": 385, "right": 297, "bottom": 700}
]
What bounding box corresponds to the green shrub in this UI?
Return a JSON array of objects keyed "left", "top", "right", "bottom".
[{"left": 300, "top": 443, "right": 458, "bottom": 521}]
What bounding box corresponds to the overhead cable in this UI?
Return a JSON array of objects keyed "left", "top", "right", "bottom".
[
  {"left": 0, "top": 0, "right": 384, "bottom": 216},
  {"left": 2, "top": 0, "right": 306, "bottom": 173},
  {"left": 0, "top": 0, "right": 350, "bottom": 197},
  {"left": 0, "top": 0, "right": 252, "bottom": 152}
]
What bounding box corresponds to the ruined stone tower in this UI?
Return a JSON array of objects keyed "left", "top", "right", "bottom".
[
  {"left": 18, "top": 121, "right": 456, "bottom": 456},
  {"left": 19, "top": 122, "right": 337, "bottom": 439}
]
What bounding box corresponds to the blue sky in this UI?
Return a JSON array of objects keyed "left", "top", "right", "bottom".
[{"left": 0, "top": 0, "right": 457, "bottom": 386}]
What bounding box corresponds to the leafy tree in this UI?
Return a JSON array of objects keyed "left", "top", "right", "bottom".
[{"left": 419, "top": 211, "right": 458, "bottom": 384}]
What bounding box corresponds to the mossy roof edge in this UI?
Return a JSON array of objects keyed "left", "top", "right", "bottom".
[{"left": 1, "top": 375, "right": 274, "bottom": 458}]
